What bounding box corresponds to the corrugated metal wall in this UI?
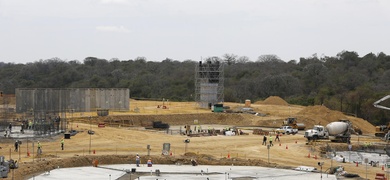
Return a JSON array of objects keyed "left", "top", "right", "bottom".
[{"left": 15, "top": 88, "right": 129, "bottom": 113}]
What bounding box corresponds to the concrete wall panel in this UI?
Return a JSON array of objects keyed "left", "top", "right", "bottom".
[{"left": 16, "top": 88, "right": 129, "bottom": 113}]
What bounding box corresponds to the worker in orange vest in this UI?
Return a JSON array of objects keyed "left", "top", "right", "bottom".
[{"left": 147, "top": 159, "right": 152, "bottom": 167}]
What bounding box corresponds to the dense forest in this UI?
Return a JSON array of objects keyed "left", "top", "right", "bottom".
[{"left": 1, "top": 50, "right": 390, "bottom": 125}]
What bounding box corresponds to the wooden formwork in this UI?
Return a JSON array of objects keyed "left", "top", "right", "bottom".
[{"left": 252, "top": 129, "right": 270, "bottom": 135}]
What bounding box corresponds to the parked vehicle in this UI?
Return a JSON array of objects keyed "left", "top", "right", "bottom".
[{"left": 275, "top": 126, "right": 298, "bottom": 135}]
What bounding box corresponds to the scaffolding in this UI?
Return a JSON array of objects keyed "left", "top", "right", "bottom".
[
  {"left": 195, "top": 61, "right": 224, "bottom": 108},
  {"left": 0, "top": 94, "right": 13, "bottom": 132}
]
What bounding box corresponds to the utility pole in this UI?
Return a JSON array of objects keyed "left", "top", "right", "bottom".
[
  {"left": 89, "top": 116, "right": 92, "bottom": 154},
  {"left": 184, "top": 139, "right": 190, "bottom": 155},
  {"left": 364, "top": 158, "right": 368, "bottom": 180},
  {"left": 267, "top": 144, "right": 270, "bottom": 165},
  {"left": 18, "top": 142, "right": 21, "bottom": 162},
  {"left": 318, "top": 162, "right": 324, "bottom": 180}
]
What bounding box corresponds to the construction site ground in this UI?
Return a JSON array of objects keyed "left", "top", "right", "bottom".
[{"left": 0, "top": 96, "right": 389, "bottom": 179}]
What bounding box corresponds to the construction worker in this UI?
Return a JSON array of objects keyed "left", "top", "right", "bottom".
[
  {"left": 185, "top": 125, "right": 190, "bottom": 135},
  {"left": 364, "top": 142, "right": 369, "bottom": 151},
  {"left": 147, "top": 158, "right": 152, "bottom": 167},
  {"left": 14, "top": 140, "right": 19, "bottom": 152},
  {"left": 8, "top": 123, "right": 12, "bottom": 137},
  {"left": 269, "top": 135, "right": 273, "bottom": 146},
  {"left": 275, "top": 133, "right": 280, "bottom": 142},
  {"left": 20, "top": 123, "right": 24, "bottom": 134},
  {"left": 135, "top": 153, "right": 140, "bottom": 167},
  {"left": 262, "top": 135, "right": 267, "bottom": 145},
  {"left": 29, "top": 120, "right": 33, "bottom": 129},
  {"left": 37, "top": 141, "right": 42, "bottom": 154},
  {"left": 61, "top": 138, "right": 64, "bottom": 150},
  {"left": 191, "top": 159, "right": 198, "bottom": 166}
]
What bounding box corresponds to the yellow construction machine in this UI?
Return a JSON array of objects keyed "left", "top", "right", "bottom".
[
  {"left": 283, "top": 117, "right": 306, "bottom": 130},
  {"left": 373, "top": 95, "right": 390, "bottom": 138},
  {"left": 374, "top": 123, "right": 390, "bottom": 137}
]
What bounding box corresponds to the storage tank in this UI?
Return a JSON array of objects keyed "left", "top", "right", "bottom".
[{"left": 326, "top": 121, "right": 349, "bottom": 135}]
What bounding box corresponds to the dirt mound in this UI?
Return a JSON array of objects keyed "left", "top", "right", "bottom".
[
  {"left": 298, "top": 105, "right": 346, "bottom": 120},
  {"left": 255, "top": 96, "right": 289, "bottom": 106},
  {"left": 296, "top": 105, "right": 375, "bottom": 134},
  {"left": 296, "top": 105, "right": 347, "bottom": 127}
]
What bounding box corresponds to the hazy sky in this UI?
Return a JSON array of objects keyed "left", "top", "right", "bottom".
[{"left": 1, "top": 0, "right": 390, "bottom": 64}]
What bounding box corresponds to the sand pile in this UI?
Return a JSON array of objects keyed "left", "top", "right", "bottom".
[
  {"left": 296, "top": 105, "right": 375, "bottom": 133},
  {"left": 255, "top": 96, "right": 289, "bottom": 106},
  {"left": 296, "top": 105, "right": 347, "bottom": 126},
  {"left": 298, "top": 105, "right": 346, "bottom": 121}
]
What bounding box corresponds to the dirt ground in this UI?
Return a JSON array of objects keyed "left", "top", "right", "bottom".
[{"left": 0, "top": 96, "right": 388, "bottom": 179}]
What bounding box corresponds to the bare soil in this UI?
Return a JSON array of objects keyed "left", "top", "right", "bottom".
[{"left": 0, "top": 96, "right": 386, "bottom": 180}]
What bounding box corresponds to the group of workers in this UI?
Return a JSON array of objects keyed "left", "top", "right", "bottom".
[
  {"left": 12, "top": 138, "right": 63, "bottom": 153},
  {"left": 13, "top": 140, "right": 43, "bottom": 154},
  {"left": 184, "top": 125, "right": 215, "bottom": 135},
  {"left": 184, "top": 125, "right": 247, "bottom": 136},
  {"left": 13, "top": 138, "right": 63, "bottom": 154},
  {"left": 134, "top": 153, "right": 153, "bottom": 167},
  {"left": 262, "top": 133, "right": 280, "bottom": 146},
  {"left": 363, "top": 141, "right": 375, "bottom": 151},
  {"left": 3, "top": 121, "right": 32, "bottom": 137}
]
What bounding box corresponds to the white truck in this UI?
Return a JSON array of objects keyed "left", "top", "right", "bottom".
[
  {"left": 304, "top": 120, "right": 354, "bottom": 143},
  {"left": 275, "top": 126, "right": 298, "bottom": 135}
]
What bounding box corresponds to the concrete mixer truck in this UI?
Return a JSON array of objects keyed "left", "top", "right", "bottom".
[{"left": 304, "top": 120, "right": 354, "bottom": 143}]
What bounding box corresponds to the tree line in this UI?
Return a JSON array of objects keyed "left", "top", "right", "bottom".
[{"left": 0, "top": 51, "right": 389, "bottom": 125}]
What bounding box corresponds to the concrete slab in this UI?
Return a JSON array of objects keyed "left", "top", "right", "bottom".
[
  {"left": 28, "top": 166, "right": 126, "bottom": 180},
  {"left": 29, "top": 164, "right": 337, "bottom": 180},
  {"left": 333, "top": 151, "right": 389, "bottom": 165},
  {"left": 2, "top": 126, "right": 61, "bottom": 139}
]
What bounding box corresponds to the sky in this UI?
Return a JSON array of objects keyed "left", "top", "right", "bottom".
[{"left": 1, "top": 0, "right": 390, "bottom": 64}]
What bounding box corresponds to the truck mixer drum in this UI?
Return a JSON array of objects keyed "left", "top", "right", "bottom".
[{"left": 326, "top": 122, "right": 349, "bottom": 135}]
